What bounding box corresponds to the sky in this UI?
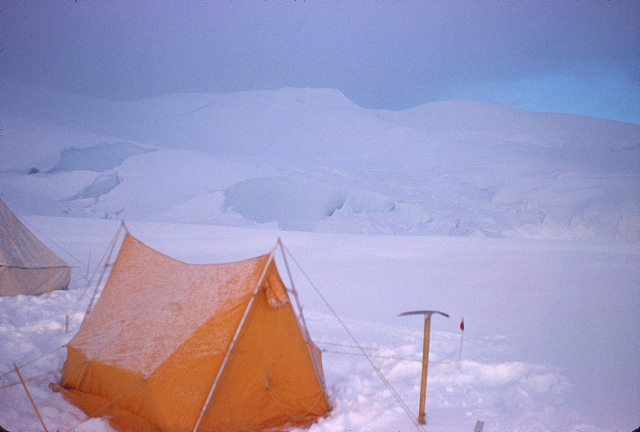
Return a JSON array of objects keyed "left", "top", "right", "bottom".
[{"left": 1, "top": 0, "right": 639, "bottom": 124}]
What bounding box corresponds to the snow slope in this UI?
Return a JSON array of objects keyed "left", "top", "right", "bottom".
[
  {"left": 0, "top": 84, "right": 639, "bottom": 431},
  {"left": 1, "top": 81, "right": 638, "bottom": 242}
]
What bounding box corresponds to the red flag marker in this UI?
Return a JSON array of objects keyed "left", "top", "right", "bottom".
[{"left": 458, "top": 317, "right": 465, "bottom": 364}]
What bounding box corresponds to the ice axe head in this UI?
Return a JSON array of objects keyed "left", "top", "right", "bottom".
[{"left": 398, "top": 310, "right": 450, "bottom": 319}]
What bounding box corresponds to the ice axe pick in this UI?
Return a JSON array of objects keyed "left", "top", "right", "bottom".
[{"left": 398, "top": 310, "right": 450, "bottom": 425}]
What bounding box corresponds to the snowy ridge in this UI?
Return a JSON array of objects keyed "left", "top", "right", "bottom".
[{"left": 1, "top": 84, "right": 638, "bottom": 242}]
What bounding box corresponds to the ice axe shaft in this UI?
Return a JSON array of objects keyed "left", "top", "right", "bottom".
[{"left": 398, "top": 310, "right": 449, "bottom": 425}]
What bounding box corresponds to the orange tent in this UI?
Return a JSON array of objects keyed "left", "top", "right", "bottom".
[{"left": 53, "top": 233, "right": 331, "bottom": 431}]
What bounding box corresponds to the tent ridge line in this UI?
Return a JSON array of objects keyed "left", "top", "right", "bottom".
[{"left": 191, "top": 244, "right": 278, "bottom": 432}]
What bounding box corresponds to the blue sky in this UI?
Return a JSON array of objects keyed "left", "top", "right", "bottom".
[{"left": 1, "top": 0, "right": 638, "bottom": 124}]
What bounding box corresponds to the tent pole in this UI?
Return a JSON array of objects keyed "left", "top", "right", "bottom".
[
  {"left": 191, "top": 248, "right": 277, "bottom": 432},
  {"left": 67, "top": 222, "right": 125, "bottom": 333},
  {"left": 277, "top": 238, "right": 312, "bottom": 341},
  {"left": 82, "top": 222, "right": 123, "bottom": 324}
]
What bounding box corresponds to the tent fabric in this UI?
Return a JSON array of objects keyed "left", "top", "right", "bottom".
[
  {"left": 55, "top": 233, "right": 330, "bottom": 432},
  {"left": 0, "top": 198, "right": 70, "bottom": 296}
]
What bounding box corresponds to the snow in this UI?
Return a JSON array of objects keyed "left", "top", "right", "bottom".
[{"left": 0, "top": 84, "right": 639, "bottom": 431}]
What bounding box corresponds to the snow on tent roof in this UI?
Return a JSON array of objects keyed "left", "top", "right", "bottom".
[
  {"left": 0, "top": 198, "right": 70, "bottom": 296},
  {"left": 54, "top": 232, "right": 330, "bottom": 431}
]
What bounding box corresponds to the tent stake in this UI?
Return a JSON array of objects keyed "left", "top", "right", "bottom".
[
  {"left": 13, "top": 363, "right": 49, "bottom": 432},
  {"left": 86, "top": 250, "right": 92, "bottom": 280},
  {"left": 399, "top": 310, "right": 449, "bottom": 425},
  {"left": 47, "top": 259, "right": 55, "bottom": 298}
]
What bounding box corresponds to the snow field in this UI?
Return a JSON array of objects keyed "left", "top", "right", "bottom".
[{"left": 1, "top": 217, "right": 637, "bottom": 431}]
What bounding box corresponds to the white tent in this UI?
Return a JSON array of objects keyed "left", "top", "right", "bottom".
[{"left": 0, "top": 198, "right": 71, "bottom": 296}]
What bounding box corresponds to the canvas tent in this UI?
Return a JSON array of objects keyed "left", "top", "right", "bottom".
[
  {"left": 54, "top": 232, "right": 331, "bottom": 432},
  {"left": 0, "top": 198, "right": 71, "bottom": 296}
]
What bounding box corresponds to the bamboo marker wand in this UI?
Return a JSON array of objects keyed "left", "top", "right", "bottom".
[{"left": 13, "top": 363, "right": 49, "bottom": 432}]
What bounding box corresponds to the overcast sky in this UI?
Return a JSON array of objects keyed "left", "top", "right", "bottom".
[{"left": 1, "top": 0, "right": 639, "bottom": 124}]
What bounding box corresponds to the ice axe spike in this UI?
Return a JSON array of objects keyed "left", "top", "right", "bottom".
[{"left": 398, "top": 309, "right": 449, "bottom": 425}]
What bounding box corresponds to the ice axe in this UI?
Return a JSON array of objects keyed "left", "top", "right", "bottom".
[{"left": 399, "top": 310, "right": 450, "bottom": 425}]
